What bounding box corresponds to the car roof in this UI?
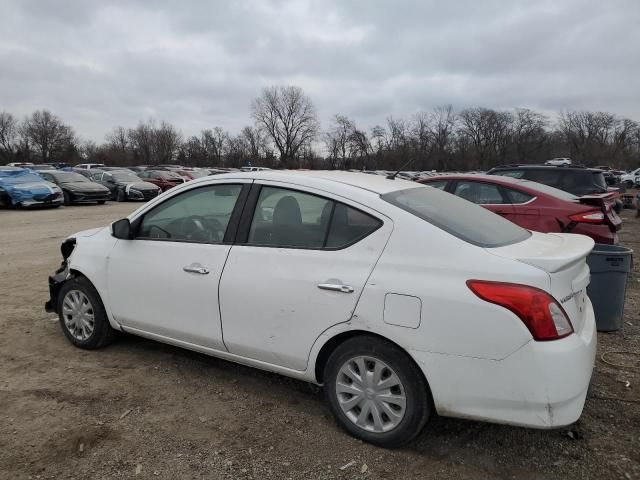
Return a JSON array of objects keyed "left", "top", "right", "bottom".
[
  {"left": 222, "top": 170, "right": 422, "bottom": 194},
  {"left": 489, "top": 164, "right": 603, "bottom": 172}
]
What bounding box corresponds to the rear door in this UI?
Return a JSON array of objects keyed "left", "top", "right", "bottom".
[{"left": 219, "top": 182, "right": 392, "bottom": 371}]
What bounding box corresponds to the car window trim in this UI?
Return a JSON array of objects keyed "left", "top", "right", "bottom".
[
  {"left": 235, "top": 183, "right": 384, "bottom": 251},
  {"left": 131, "top": 182, "right": 251, "bottom": 246}
]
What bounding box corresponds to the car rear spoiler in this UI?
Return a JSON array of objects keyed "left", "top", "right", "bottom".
[{"left": 577, "top": 192, "right": 618, "bottom": 209}]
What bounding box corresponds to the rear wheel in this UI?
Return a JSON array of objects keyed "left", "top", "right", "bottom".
[
  {"left": 57, "top": 276, "right": 116, "bottom": 349},
  {"left": 323, "top": 336, "right": 431, "bottom": 447}
]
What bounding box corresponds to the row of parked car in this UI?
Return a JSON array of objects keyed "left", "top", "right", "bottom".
[
  {"left": 0, "top": 163, "right": 268, "bottom": 208},
  {"left": 0, "top": 160, "right": 634, "bottom": 245}
]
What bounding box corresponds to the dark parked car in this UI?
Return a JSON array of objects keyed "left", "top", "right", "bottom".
[
  {"left": 419, "top": 174, "right": 622, "bottom": 244},
  {"left": 487, "top": 165, "right": 609, "bottom": 196},
  {"left": 137, "top": 169, "right": 186, "bottom": 191},
  {"left": 38, "top": 170, "right": 111, "bottom": 205},
  {"left": 89, "top": 170, "right": 160, "bottom": 201}
]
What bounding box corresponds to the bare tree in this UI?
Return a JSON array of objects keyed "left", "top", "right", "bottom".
[
  {"left": 128, "top": 121, "right": 155, "bottom": 164},
  {"left": 251, "top": 85, "right": 319, "bottom": 168},
  {"left": 458, "top": 107, "right": 513, "bottom": 169},
  {"left": 429, "top": 105, "right": 457, "bottom": 171},
  {"left": 240, "top": 126, "right": 267, "bottom": 163},
  {"left": 152, "top": 121, "right": 182, "bottom": 164},
  {"left": 512, "top": 108, "right": 548, "bottom": 163},
  {"left": 324, "top": 115, "right": 355, "bottom": 169},
  {"left": 106, "top": 126, "right": 129, "bottom": 154},
  {"left": 0, "top": 111, "right": 19, "bottom": 162},
  {"left": 558, "top": 111, "right": 620, "bottom": 164},
  {"left": 21, "top": 110, "right": 75, "bottom": 162}
]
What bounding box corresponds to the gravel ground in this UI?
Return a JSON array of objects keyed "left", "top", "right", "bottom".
[{"left": 0, "top": 201, "right": 639, "bottom": 480}]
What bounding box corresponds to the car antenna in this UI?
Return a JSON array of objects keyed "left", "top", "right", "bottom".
[{"left": 386, "top": 156, "right": 413, "bottom": 180}]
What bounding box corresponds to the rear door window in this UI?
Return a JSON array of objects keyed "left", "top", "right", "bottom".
[
  {"left": 381, "top": 187, "right": 530, "bottom": 248},
  {"left": 247, "top": 186, "right": 381, "bottom": 249},
  {"left": 504, "top": 188, "right": 535, "bottom": 204},
  {"left": 453, "top": 181, "right": 507, "bottom": 204}
]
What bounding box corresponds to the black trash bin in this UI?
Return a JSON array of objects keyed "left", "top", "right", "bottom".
[{"left": 586, "top": 244, "right": 633, "bottom": 332}]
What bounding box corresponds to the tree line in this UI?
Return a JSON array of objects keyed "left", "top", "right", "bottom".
[{"left": 2, "top": 85, "right": 640, "bottom": 171}]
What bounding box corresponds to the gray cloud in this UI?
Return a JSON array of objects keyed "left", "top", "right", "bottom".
[{"left": 0, "top": 0, "right": 639, "bottom": 141}]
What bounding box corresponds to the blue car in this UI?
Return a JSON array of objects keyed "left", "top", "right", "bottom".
[{"left": 0, "top": 167, "right": 63, "bottom": 208}]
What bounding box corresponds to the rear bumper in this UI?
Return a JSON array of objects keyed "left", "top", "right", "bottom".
[
  {"left": 572, "top": 224, "right": 618, "bottom": 245},
  {"left": 410, "top": 299, "right": 597, "bottom": 428}
]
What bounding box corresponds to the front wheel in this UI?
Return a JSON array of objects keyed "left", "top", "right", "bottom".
[
  {"left": 97, "top": 200, "right": 106, "bottom": 205},
  {"left": 57, "top": 276, "right": 116, "bottom": 349},
  {"left": 63, "top": 190, "right": 72, "bottom": 206},
  {"left": 116, "top": 189, "right": 126, "bottom": 202},
  {"left": 323, "top": 336, "right": 432, "bottom": 447}
]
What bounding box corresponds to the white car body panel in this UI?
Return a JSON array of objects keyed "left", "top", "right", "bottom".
[
  {"left": 621, "top": 168, "right": 640, "bottom": 185},
  {"left": 58, "top": 171, "right": 597, "bottom": 430}
]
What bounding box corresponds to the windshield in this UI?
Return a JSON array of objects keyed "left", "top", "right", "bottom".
[
  {"left": 184, "top": 169, "right": 209, "bottom": 178},
  {"left": 382, "top": 187, "right": 531, "bottom": 248},
  {"left": 156, "top": 171, "right": 182, "bottom": 180},
  {"left": 518, "top": 180, "right": 577, "bottom": 201},
  {"left": 112, "top": 171, "right": 142, "bottom": 182},
  {"left": 52, "top": 172, "right": 89, "bottom": 183}
]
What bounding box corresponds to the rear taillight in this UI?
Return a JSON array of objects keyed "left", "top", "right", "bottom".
[
  {"left": 466, "top": 280, "right": 573, "bottom": 341},
  {"left": 569, "top": 210, "right": 605, "bottom": 224}
]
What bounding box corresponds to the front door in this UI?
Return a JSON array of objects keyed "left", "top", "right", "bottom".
[
  {"left": 219, "top": 183, "right": 392, "bottom": 371},
  {"left": 107, "top": 182, "right": 248, "bottom": 349}
]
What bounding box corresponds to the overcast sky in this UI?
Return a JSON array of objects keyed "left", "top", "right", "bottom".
[{"left": 1, "top": 0, "right": 639, "bottom": 141}]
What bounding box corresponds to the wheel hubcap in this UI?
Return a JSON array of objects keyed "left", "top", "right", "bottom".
[
  {"left": 62, "top": 290, "right": 95, "bottom": 341},
  {"left": 336, "top": 356, "right": 407, "bottom": 433}
]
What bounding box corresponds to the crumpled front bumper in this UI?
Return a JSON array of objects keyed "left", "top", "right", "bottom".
[{"left": 44, "top": 260, "right": 70, "bottom": 313}]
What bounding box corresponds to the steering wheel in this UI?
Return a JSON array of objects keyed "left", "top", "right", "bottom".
[{"left": 179, "top": 216, "right": 224, "bottom": 242}]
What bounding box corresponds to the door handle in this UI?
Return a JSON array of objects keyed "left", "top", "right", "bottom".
[
  {"left": 318, "top": 283, "right": 354, "bottom": 293},
  {"left": 183, "top": 263, "right": 210, "bottom": 275}
]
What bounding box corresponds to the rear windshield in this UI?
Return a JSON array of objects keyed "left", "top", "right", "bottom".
[
  {"left": 518, "top": 180, "right": 577, "bottom": 201},
  {"left": 381, "top": 187, "right": 531, "bottom": 248}
]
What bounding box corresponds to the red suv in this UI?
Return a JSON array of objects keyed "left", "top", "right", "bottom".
[
  {"left": 419, "top": 174, "right": 621, "bottom": 244},
  {"left": 137, "top": 170, "right": 185, "bottom": 192}
]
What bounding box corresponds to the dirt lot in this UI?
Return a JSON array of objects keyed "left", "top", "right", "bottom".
[{"left": 1, "top": 202, "right": 639, "bottom": 480}]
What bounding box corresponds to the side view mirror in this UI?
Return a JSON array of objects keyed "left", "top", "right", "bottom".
[{"left": 112, "top": 218, "right": 132, "bottom": 239}]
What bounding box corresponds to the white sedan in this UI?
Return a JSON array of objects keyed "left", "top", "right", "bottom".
[{"left": 45, "top": 171, "right": 596, "bottom": 447}]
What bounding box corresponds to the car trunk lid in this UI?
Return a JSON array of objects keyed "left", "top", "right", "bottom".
[{"left": 486, "top": 232, "right": 594, "bottom": 333}]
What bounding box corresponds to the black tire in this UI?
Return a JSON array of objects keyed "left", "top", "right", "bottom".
[
  {"left": 323, "top": 335, "right": 431, "bottom": 447},
  {"left": 57, "top": 276, "right": 117, "bottom": 349},
  {"left": 624, "top": 180, "right": 634, "bottom": 188},
  {"left": 116, "top": 189, "right": 126, "bottom": 202},
  {"left": 97, "top": 200, "right": 106, "bottom": 205},
  {"left": 63, "top": 190, "right": 72, "bottom": 206}
]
